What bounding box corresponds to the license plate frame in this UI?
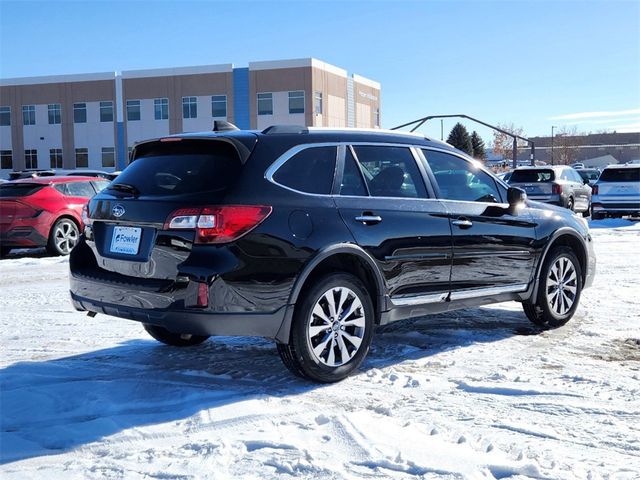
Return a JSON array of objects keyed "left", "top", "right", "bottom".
[{"left": 110, "top": 226, "right": 142, "bottom": 255}]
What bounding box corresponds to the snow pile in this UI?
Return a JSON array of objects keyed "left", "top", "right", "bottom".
[{"left": 1, "top": 220, "right": 639, "bottom": 479}]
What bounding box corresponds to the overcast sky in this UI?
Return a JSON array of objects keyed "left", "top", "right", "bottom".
[{"left": 1, "top": 0, "right": 638, "bottom": 143}]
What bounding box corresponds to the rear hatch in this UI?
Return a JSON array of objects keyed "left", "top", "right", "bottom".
[
  {"left": 594, "top": 167, "right": 640, "bottom": 202},
  {"left": 0, "top": 183, "right": 47, "bottom": 230},
  {"left": 509, "top": 169, "right": 555, "bottom": 197},
  {"left": 85, "top": 136, "right": 258, "bottom": 280}
]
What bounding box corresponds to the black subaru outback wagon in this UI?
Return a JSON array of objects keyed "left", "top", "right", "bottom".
[{"left": 70, "top": 126, "right": 595, "bottom": 382}]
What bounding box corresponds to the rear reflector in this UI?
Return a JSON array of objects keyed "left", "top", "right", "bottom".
[
  {"left": 197, "top": 282, "right": 209, "bottom": 308},
  {"left": 165, "top": 205, "right": 272, "bottom": 244}
]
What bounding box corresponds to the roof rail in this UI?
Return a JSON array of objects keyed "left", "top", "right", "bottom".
[{"left": 261, "top": 125, "right": 430, "bottom": 139}]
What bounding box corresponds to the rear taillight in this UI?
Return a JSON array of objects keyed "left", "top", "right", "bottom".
[
  {"left": 592, "top": 185, "right": 599, "bottom": 195},
  {"left": 81, "top": 204, "right": 92, "bottom": 226},
  {"left": 552, "top": 184, "right": 563, "bottom": 195},
  {"left": 164, "top": 205, "right": 272, "bottom": 244}
]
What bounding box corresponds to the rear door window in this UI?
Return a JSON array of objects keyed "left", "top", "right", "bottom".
[
  {"left": 273, "top": 146, "right": 337, "bottom": 194},
  {"left": 423, "top": 149, "right": 503, "bottom": 203},
  {"left": 510, "top": 169, "right": 555, "bottom": 183},
  {"left": 340, "top": 148, "right": 368, "bottom": 196},
  {"left": 599, "top": 168, "right": 640, "bottom": 182},
  {"left": 66, "top": 181, "right": 97, "bottom": 198},
  {"left": 112, "top": 140, "right": 242, "bottom": 196},
  {"left": 352, "top": 146, "right": 427, "bottom": 198}
]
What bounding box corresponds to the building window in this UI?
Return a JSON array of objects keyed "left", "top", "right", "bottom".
[
  {"left": 314, "top": 92, "right": 323, "bottom": 115},
  {"left": 48, "top": 104, "right": 62, "bottom": 124},
  {"left": 75, "top": 148, "right": 89, "bottom": 168},
  {"left": 257, "top": 93, "right": 273, "bottom": 116},
  {"left": 211, "top": 95, "right": 227, "bottom": 118},
  {"left": 0, "top": 150, "right": 12, "bottom": 169},
  {"left": 154, "top": 98, "right": 168, "bottom": 120},
  {"left": 25, "top": 149, "right": 38, "bottom": 169},
  {"left": 0, "top": 106, "right": 10, "bottom": 126},
  {"left": 182, "top": 97, "right": 197, "bottom": 119},
  {"left": 100, "top": 101, "right": 113, "bottom": 122},
  {"left": 101, "top": 147, "right": 115, "bottom": 168},
  {"left": 374, "top": 108, "right": 380, "bottom": 127},
  {"left": 22, "top": 105, "right": 36, "bottom": 125},
  {"left": 73, "top": 103, "right": 87, "bottom": 123},
  {"left": 126, "top": 100, "right": 141, "bottom": 121},
  {"left": 288, "top": 91, "right": 305, "bottom": 114},
  {"left": 50, "top": 148, "right": 63, "bottom": 168}
]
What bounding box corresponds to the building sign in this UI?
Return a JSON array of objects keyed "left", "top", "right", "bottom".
[{"left": 358, "top": 91, "right": 378, "bottom": 101}]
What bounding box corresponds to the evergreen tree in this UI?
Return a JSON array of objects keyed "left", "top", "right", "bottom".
[
  {"left": 471, "top": 131, "right": 486, "bottom": 159},
  {"left": 446, "top": 123, "right": 473, "bottom": 155}
]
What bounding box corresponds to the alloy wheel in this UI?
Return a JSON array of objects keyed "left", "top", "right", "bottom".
[
  {"left": 545, "top": 256, "right": 578, "bottom": 316},
  {"left": 54, "top": 220, "right": 79, "bottom": 255},
  {"left": 307, "top": 286, "right": 366, "bottom": 367}
]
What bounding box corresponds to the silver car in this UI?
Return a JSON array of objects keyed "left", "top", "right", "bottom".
[{"left": 591, "top": 164, "right": 640, "bottom": 219}]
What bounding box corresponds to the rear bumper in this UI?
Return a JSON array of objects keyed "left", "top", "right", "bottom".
[
  {"left": 526, "top": 194, "right": 562, "bottom": 206},
  {"left": 0, "top": 226, "right": 48, "bottom": 248},
  {"left": 591, "top": 201, "right": 640, "bottom": 216},
  {"left": 70, "top": 273, "right": 289, "bottom": 338}
]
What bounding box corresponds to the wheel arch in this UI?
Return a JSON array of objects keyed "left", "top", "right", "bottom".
[{"left": 275, "top": 244, "right": 387, "bottom": 343}]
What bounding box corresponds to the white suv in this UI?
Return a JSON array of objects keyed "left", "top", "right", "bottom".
[{"left": 591, "top": 164, "right": 640, "bottom": 219}]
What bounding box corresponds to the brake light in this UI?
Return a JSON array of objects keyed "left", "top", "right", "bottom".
[
  {"left": 552, "top": 184, "right": 563, "bottom": 195},
  {"left": 81, "top": 204, "right": 93, "bottom": 226},
  {"left": 592, "top": 185, "right": 598, "bottom": 195},
  {"left": 164, "top": 205, "right": 272, "bottom": 244}
]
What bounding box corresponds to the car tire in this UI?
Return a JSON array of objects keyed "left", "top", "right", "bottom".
[
  {"left": 143, "top": 323, "right": 210, "bottom": 347},
  {"left": 582, "top": 202, "right": 591, "bottom": 217},
  {"left": 47, "top": 218, "right": 80, "bottom": 256},
  {"left": 523, "top": 246, "right": 582, "bottom": 328},
  {"left": 277, "top": 272, "right": 375, "bottom": 383},
  {"left": 566, "top": 197, "right": 574, "bottom": 212}
]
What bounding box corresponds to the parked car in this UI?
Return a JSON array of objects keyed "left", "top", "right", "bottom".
[
  {"left": 8, "top": 169, "right": 56, "bottom": 180},
  {"left": 0, "top": 176, "right": 110, "bottom": 256},
  {"left": 55, "top": 169, "right": 119, "bottom": 181},
  {"left": 591, "top": 164, "right": 640, "bottom": 219},
  {"left": 497, "top": 171, "right": 512, "bottom": 182},
  {"left": 507, "top": 165, "right": 592, "bottom": 215},
  {"left": 570, "top": 162, "right": 585, "bottom": 170},
  {"left": 576, "top": 168, "right": 600, "bottom": 186},
  {"left": 69, "top": 127, "right": 595, "bottom": 382}
]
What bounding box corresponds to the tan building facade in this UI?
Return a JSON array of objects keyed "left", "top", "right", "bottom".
[{"left": 0, "top": 58, "right": 380, "bottom": 175}]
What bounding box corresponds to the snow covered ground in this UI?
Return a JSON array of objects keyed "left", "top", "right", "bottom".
[{"left": 1, "top": 219, "right": 639, "bottom": 479}]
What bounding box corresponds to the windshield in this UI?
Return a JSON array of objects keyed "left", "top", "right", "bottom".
[
  {"left": 510, "top": 169, "right": 555, "bottom": 183},
  {"left": 111, "top": 140, "right": 241, "bottom": 196},
  {"left": 599, "top": 168, "right": 640, "bottom": 182}
]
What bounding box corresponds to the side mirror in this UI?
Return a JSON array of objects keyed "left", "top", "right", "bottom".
[{"left": 507, "top": 187, "right": 527, "bottom": 206}]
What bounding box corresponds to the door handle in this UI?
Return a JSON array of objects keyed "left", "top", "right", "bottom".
[
  {"left": 355, "top": 215, "right": 382, "bottom": 225},
  {"left": 452, "top": 218, "right": 473, "bottom": 229}
]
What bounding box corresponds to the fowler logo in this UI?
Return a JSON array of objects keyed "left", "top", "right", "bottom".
[{"left": 114, "top": 234, "right": 137, "bottom": 244}]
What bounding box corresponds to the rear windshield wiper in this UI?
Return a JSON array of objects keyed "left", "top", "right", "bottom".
[{"left": 108, "top": 183, "right": 140, "bottom": 197}]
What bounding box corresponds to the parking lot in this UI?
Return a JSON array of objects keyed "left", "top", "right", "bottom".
[{"left": 0, "top": 218, "right": 638, "bottom": 479}]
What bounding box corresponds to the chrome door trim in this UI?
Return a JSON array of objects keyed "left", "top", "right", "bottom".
[
  {"left": 449, "top": 283, "right": 528, "bottom": 301},
  {"left": 390, "top": 292, "right": 449, "bottom": 307}
]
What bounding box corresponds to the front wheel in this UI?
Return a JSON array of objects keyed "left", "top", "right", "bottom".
[
  {"left": 523, "top": 246, "right": 583, "bottom": 328},
  {"left": 277, "top": 273, "right": 375, "bottom": 383},
  {"left": 143, "top": 324, "right": 210, "bottom": 347},
  {"left": 47, "top": 218, "right": 80, "bottom": 256}
]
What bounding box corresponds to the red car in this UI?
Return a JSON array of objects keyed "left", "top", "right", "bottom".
[{"left": 0, "top": 176, "right": 110, "bottom": 256}]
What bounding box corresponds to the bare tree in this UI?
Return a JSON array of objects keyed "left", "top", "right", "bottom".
[
  {"left": 552, "top": 126, "right": 584, "bottom": 165},
  {"left": 492, "top": 123, "right": 527, "bottom": 161}
]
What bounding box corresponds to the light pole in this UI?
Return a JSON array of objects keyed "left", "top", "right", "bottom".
[{"left": 551, "top": 125, "right": 557, "bottom": 165}]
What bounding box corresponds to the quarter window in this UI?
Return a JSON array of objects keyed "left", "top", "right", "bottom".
[
  {"left": 101, "top": 147, "right": 115, "bottom": 168},
  {"left": 22, "top": 105, "right": 36, "bottom": 125},
  {"left": 423, "top": 149, "right": 502, "bottom": 203},
  {"left": 273, "top": 146, "right": 337, "bottom": 194},
  {"left": 211, "top": 95, "right": 227, "bottom": 117},
  {"left": 154, "top": 98, "right": 168, "bottom": 120},
  {"left": 25, "top": 149, "right": 38, "bottom": 169},
  {"left": 100, "top": 101, "right": 114, "bottom": 122},
  {"left": 126, "top": 100, "right": 141, "bottom": 121},
  {"left": 48, "top": 104, "right": 61, "bottom": 124},
  {"left": 0, "top": 150, "right": 12, "bottom": 169},
  {"left": 50, "top": 148, "right": 63, "bottom": 168},
  {"left": 75, "top": 148, "right": 89, "bottom": 168},
  {"left": 288, "top": 91, "right": 305, "bottom": 114},
  {"left": 0, "top": 106, "right": 10, "bottom": 126},
  {"left": 257, "top": 93, "right": 273, "bottom": 115},
  {"left": 182, "top": 97, "right": 197, "bottom": 119},
  {"left": 74, "top": 103, "right": 87, "bottom": 123},
  {"left": 353, "top": 146, "right": 427, "bottom": 198}
]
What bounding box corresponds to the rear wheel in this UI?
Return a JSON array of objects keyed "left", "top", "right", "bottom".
[
  {"left": 277, "top": 273, "right": 374, "bottom": 383},
  {"left": 523, "top": 246, "right": 582, "bottom": 328},
  {"left": 47, "top": 218, "right": 79, "bottom": 256},
  {"left": 143, "top": 324, "right": 210, "bottom": 347}
]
